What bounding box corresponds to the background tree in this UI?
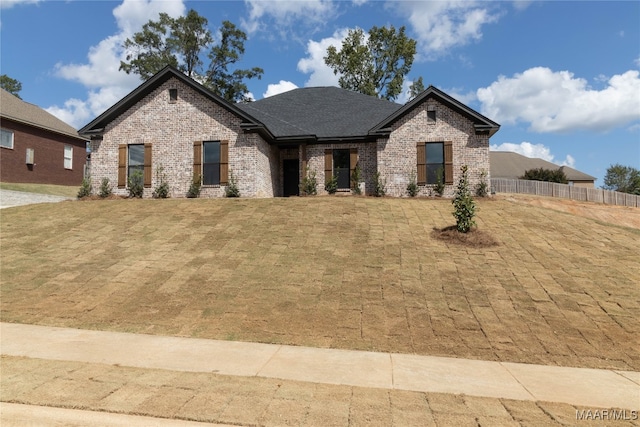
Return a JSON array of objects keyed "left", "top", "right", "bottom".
[
  {"left": 520, "top": 168, "right": 568, "bottom": 184},
  {"left": 120, "top": 13, "right": 177, "bottom": 79},
  {"left": 603, "top": 164, "right": 640, "bottom": 194},
  {"left": 1, "top": 75, "right": 22, "bottom": 98},
  {"left": 120, "top": 11, "right": 261, "bottom": 101},
  {"left": 205, "top": 20, "right": 263, "bottom": 102},
  {"left": 169, "top": 10, "right": 212, "bottom": 77},
  {"left": 324, "top": 25, "right": 416, "bottom": 101},
  {"left": 408, "top": 76, "right": 425, "bottom": 101}
]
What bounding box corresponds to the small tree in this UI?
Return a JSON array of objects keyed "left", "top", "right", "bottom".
[
  {"left": 186, "top": 173, "right": 201, "bottom": 198},
  {"left": 99, "top": 177, "right": 113, "bottom": 198},
  {"left": 434, "top": 166, "right": 445, "bottom": 197},
  {"left": 127, "top": 170, "right": 144, "bottom": 198},
  {"left": 475, "top": 169, "right": 489, "bottom": 197},
  {"left": 407, "top": 170, "right": 419, "bottom": 197},
  {"left": 373, "top": 171, "right": 386, "bottom": 197},
  {"left": 300, "top": 167, "right": 318, "bottom": 196},
  {"left": 77, "top": 177, "right": 92, "bottom": 198},
  {"left": 325, "top": 172, "right": 339, "bottom": 194},
  {"left": 152, "top": 166, "right": 170, "bottom": 198},
  {"left": 452, "top": 165, "right": 476, "bottom": 233},
  {"left": 351, "top": 164, "right": 362, "bottom": 195},
  {"left": 225, "top": 170, "right": 240, "bottom": 197}
]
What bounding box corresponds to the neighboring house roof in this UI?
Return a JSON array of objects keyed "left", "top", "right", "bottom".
[
  {"left": 0, "top": 89, "right": 86, "bottom": 141},
  {"left": 371, "top": 85, "right": 500, "bottom": 137},
  {"left": 237, "top": 86, "right": 401, "bottom": 140},
  {"left": 490, "top": 151, "right": 596, "bottom": 182}
]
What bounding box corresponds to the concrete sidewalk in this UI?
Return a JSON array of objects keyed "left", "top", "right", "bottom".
[{"left": 2, "top": 322, "right": 638, "bottom": 412}]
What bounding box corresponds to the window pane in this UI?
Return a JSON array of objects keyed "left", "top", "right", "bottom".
[
  {"left": 203, "top": 164, "right": 220, "bottom": 186},
  {"left": 426, "top": 164, "right": 443, "bottom": 184},
  {"left": 128, "top": 164, "right": 144, "bottom": 179},
  {"left": 426, "top": 143, "right": 443, "bottom": 163},
  {"left": 128, "top": 144, "right": 144, "bottom": 166},
  {"left": 203, "top": 141, "right": 220, "bottom": 163},
  {"left": 1, "top": 129, "right": 13, "bottom": 149}
]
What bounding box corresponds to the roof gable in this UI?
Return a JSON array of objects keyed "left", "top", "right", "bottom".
[
  {"left": 0, "top": 89, "right": 86, "bottom": 141},
  {"left": 79, "top": 66, "right": 263, "bottom": 136},
  {"left": 237, "top": 87, "right": 401, "bottom": 140},
  {"left": 371, "top": 85, "right": 500, "bottom": 137}
]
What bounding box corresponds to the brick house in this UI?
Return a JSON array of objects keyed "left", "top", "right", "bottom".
[
  {"left": 79, "top": 66, "right": 499, "bottom": 198},
  {"left": 1, "top": 89, "right": 88, "bottom": 186}
]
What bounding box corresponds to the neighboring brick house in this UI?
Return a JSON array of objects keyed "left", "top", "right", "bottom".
[
  {"left": 1, "top": 89, "right": 88, "bottom": 186},
  {"left": 490, "top": 151, "right": 596, "bottom": 188},
  {"left": 79, "top": 66, "right": 500, "bottom": 198}
]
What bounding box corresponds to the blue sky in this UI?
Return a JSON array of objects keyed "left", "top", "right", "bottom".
[{"left": 1, "top": 0, "right": 639, "bottom": 185}]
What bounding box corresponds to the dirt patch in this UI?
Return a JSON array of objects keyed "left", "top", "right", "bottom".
[{"left": 431, "top": 225, "right": 499, "bottom": 248}]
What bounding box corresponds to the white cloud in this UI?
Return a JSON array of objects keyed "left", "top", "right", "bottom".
[
  {"left": 477, "top": 67, "right": 640, "bottom": 133},
  {"left": 490, "top": 142, "right": 575, "bottom": 167},
  {"left": 242, "top": 0, "right": 337, "bottom": 35},
  {"left": 263, "top": 80, "right": 298, "bottom": 98},
  {"left": 391, "top": 1, "right": 501, "bottom": 58},
  {"left": 46, "top": 0, "right": 186, "bottom": 129},
  {"left": 0, "top": 0, "right": 40, "bottom": 9},
  {"left": 297, "top": 28, "right": 350, "bottom": 87}
]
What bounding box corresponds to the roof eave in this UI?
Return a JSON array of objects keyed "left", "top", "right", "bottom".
[
  {"left": 1, "top": 114, "right": 88, "bottom": 142},
  {"left": 370, "top": 86, "right": 501, "bottom": 136}
]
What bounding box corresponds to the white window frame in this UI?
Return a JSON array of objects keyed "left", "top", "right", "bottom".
[
  {"left": 1, "top": 128, "right": 14, "bottom": 149},
  {"left": 64, "top": 145, "right": 73, "bottom": 169}
]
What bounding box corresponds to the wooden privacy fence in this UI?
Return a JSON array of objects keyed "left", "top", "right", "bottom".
[{"left": 491, "top": 178, "right": 639, "bottom": 208}]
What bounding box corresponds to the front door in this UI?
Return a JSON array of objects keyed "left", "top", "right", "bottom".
[{"left": 283, "top": 159, "right": 299, "bottom": 197}]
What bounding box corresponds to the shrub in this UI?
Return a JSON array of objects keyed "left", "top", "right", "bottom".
[
  {"left": 300, "top": 167, "right": 318, "bottom": 196},
  {"left": 373, "top": 171, "right": 386, "bottom": 197},
  {"left": 434, "top": 166, "right": 445, "bottom": 196},
  {"left": 127, "top": 169, "right": 144, "bottom": 198},
  {"left": 186, "top": 173, "right": 201, "bottom": 198},
  {"left": 99, "top": 177, "right": 112, "bottom": 198},
  {"left": 351, "top": 163, "right": 362, "bottom": 195},
  {"left": 475, "top": 169, "right": 489, "bottom": 197},
  {"left": 225, "top": 170, "right": 240, "bottom": 198},
  {"left": 520, "top": 167, "right": 568, "bottom": 184},
  {"left": 452, "top": 165, "right": 476, "bottom": 233},
  {"left": 407, "top": 170, "right": 419, "bottom": 197},
  {"left": 325, "top": 172, "right": 339, "bottom": 194},
  {"left": 152, "top": 166, "right": 170, "bottom": 199},
  {"left": 77, "top": 177, "right": 92, "bottom": 198}
]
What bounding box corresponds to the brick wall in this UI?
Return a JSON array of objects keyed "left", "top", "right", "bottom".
[
  {"left": 378, "top": 98, "right": 491, "bottom": 197},
  {"left": 305, "top": 142, "right": 377, "bottom": 195},
  {"left": 90, "top": 77, "right": 275, "bottom": 198},
  {"left": 1, "top": 118, "right": 87, "bottom": 186}
]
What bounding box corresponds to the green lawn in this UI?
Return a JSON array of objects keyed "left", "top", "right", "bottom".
[{"left": 1, "top": 196, "right": 638, "bottom": 370}]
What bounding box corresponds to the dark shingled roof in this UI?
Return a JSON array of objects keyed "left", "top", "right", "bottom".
[
  {"left": 237, "top": 87, "right": 401, "bottom": 139},
  {"left": 490, "top": 151, "right": 596, "bottom": 182}
]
